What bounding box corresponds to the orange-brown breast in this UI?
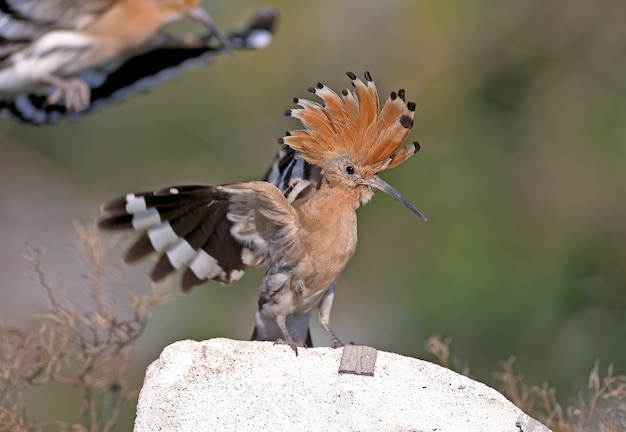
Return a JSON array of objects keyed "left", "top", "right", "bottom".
[{"left": 292, "top": 181, "right": 359, "bottom": 294}]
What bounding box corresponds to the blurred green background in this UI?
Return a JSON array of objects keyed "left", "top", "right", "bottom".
[{"left": 1, "top": 0, "right": 625, "bottom": 427}]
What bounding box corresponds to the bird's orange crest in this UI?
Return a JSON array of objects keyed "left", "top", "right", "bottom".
[{"left": 282, "top": 71, "right": 419, "bottom": 173}]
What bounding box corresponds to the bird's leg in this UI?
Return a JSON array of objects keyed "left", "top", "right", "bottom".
[
  {"left": 273, "top": 315, "right": 305, "bottom": 356},
  {"left": 319, "top": 283, "right": 344, "bottom": 349},
  {"left": 320, "top": 322, "right": 343, "bottom": 349},
  {"left": 43, "top": 75, "right": 91, "bottom": 111}
]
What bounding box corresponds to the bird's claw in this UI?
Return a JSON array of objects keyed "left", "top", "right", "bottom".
[
  {"left": 46, "top": 77, "right": 91, "bottom": 111},
  {"left": 331, "top": 339, "right": 345, "bottom": 349},
  {"left": 274, "top": 339, "right": 307, "bottom": 356}
]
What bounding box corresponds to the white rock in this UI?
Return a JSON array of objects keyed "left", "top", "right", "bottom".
[{"left": 134, "top": 338, "right": 550, "bottom": 432}]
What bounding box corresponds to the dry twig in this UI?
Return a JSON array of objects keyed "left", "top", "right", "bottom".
[{"left": 0, "top": 221, "right": 168, "bottom": 432}]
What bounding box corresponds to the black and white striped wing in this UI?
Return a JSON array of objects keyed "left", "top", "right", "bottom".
[
  {"left": 0, "top": 0, "right": 112, "bottom": 60},
  {"left": 0, "top": 7, "right": 277, "bottom": 125},
  {"left": 263, "top": 145, "right": 320, "bottom": 202},
  {"left": 0, "top": 0, "right": 112, "bottom": 36},
  {"left": 98, "top": 146, "right": 317, "bottom": 292},
  {"left": 0, "top": 0, "right": 112, "bottom": 28},
  {"left": 99, "top": 185, "right": 257, "bottom": 292}
]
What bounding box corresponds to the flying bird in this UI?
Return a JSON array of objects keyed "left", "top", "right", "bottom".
[
  {"left": 0, "top": 2, "right": 276, "bottom": 124},
  {"left": 98, "top": 71, "right": 427, "bottom": 353}
]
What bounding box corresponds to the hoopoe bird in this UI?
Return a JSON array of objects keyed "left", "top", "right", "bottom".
[
  {"left": 98, "top": 71, "right": 427, "bottom": 353},
  {"left": 0, "top": 1, "right": 273, "bottom": 124}
]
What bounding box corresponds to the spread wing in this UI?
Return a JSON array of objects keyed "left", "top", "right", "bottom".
[
  {"left": 221, "top": 181, "right": 303, "bottom": 269},
  {"left": 99, "top": 185, "right": 252, "bottom": 292},
  {"left": 98, "top": 146, "right": 318, "bottom": 292},
  {"left": 98, "top": 179, "right": 304, "bottom": 293}
]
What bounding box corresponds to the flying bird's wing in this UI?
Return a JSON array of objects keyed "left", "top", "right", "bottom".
[
  {"left": 0, "top": 0, "right": 114, "bottom": 58},
  {"left": 0, "top": 0, "right": 114, "bottom": 33}
]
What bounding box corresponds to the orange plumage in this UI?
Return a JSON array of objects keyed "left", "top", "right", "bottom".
[{"left": 284, "top": 71, "right": 418, "bottom": 174}]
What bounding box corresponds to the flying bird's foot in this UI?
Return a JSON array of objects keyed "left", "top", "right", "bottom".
[
  {"left": 273, "top": 339, "right": 307, "bottom": 356},
  {"left": 44, "top": 76, "right": 91, "bottom": 111}
]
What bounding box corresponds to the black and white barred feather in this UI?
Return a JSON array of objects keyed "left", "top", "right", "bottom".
[{"left": 98, "top": 146, "right": 319, "bottom": 292}]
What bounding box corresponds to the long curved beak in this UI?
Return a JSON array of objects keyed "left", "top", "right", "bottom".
[
  {"left": 187, "top": 6, "right": 234, "bottom": 54},
  {"left": 360, "top": 176, "right": 428, "bottom": 221}
]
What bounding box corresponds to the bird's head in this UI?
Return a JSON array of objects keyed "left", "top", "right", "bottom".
[{"left": 281, "top": 71, "right": 427, "bottom": 221}]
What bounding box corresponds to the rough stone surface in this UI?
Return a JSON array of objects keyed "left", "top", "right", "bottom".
[{"left": 134, "top": 338, "right": 551, "bottom": 432}]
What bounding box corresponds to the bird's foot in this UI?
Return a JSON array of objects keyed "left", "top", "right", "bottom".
[
  {"left": 45, "top": 76, "right": 91, "bottom": 111},
  {"left": 273, "top": 339, "right": 307, "bottom": 356},
  {"left": 320, "top": 322, "right": 344, "bottom": 348},
  {"left": 330, "top": 338, "right": 345, "bottom": 349}
]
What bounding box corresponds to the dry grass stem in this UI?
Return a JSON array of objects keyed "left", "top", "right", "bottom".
[
  {"left": 495, "top": 357, "right": 626, "bottom": 432},
  {"left": 0, "top": 222, "right": 168, "bottom": 432},
  {"left": 428, "top": 335, "right": 626, "bottom": 432}
]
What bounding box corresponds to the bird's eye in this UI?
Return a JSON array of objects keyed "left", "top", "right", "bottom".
[{"left": 345, "top": 166, "right": 355, "bottom": 175}]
